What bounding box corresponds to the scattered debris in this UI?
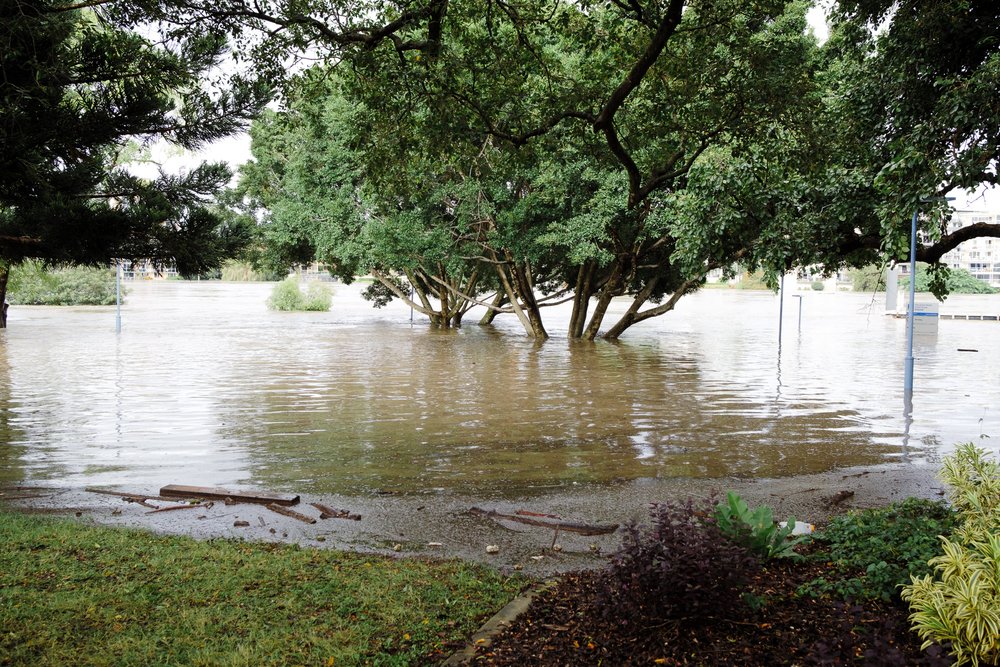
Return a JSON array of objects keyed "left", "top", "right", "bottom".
[
  {"left": 552, "top": 544, "right": 562, "bottom": 552},
  {"left": 146, "top": 502, "right": 211, "bottom": 514},
  {"left": 468, "top": 507, "right": 619, "bottom": 537},
  {"left": 470, "top": 507, "right": 618, "bottom": 551},
  {"left": 160, "top": 484, "right": 300, "bottom": 506},
  {"left": 516, "top": 510, "right": 562, "bottom": 519},
  {"left": 393, "top": 544, "right": 403, "bottom": 552},
  {"left": 258, "top": 516, "right": 266, "bottom": 527},
  {"left": 316, "top": 536, "right": 326, "bottom": 542},
  {"left": 310, "top": 502, "right": 361, "bottom": 521},
  {"left": 486, "top": 545, "right": 500, "bottom": 554},
  {"left": 122, "top": 495, "right": 158, "bottom": 509},
  {"left": 427, "top": 542, "right": 443, "bottom": 547},
  {"left": 265, "top": 503, "right": 316, "bottom": 524},
  {"left": 234, "top": 520, "right": 250, "bottom": 528},
  {"left": 827, "top": 490, "right": 855, "bottom": 507},
  {"left": 779, "top": 520, "right": 815, "bottom": 535}
]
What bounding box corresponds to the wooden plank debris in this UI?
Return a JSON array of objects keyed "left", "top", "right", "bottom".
[
  {"left": 469, "top": 507, "right": 619, "bottom": 536},
  {"left": 310, "top": 502, "right": 362, "bottom": 521},
  {"left": 122, "top": 495, "right": 158, "bottom": 510},
  {"left": 146, "top": 501, "right": 213, "bottom": 515},
  {"left": 265, "top": 503, "right": 317, "bottom": 524},
  {"left": 160, "top": 485, "right": 300, "bottom": 506},
  {"left": 86, "top": 487, "right": 199, "bottom": 503}
]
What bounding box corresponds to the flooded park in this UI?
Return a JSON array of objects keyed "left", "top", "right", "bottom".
[{"left": 2, "top": 280, "right": 998, "bottom": 499}]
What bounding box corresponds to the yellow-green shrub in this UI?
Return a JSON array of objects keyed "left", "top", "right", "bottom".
[{"left": 901, "top": 444, "right": 1000, "bottom": 667}]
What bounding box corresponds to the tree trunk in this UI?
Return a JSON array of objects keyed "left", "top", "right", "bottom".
[
  {"left": 493, "top": 260, "right": 547, "bottom": 339},
  {"left": 510, "top": 260, "right": 548, "bottom": 340},
  {"left": 602, "top": 276, "right": 702, "bottom": 340},
  {"left": 478, "top": 291, "right": 506, "bottom": 325},
  {"left": 568, "top": 261, "right": 596, "bottom": 339},
  {"left": 582, "top": 264, "right": 622, "bottom": 340},
  {"left": 0, "top": 265, "right": 8, "bottom": 329}
]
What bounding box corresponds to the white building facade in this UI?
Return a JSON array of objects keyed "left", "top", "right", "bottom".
[{"left": 941, "top": 209, "right": 1000, "bottom": 287}]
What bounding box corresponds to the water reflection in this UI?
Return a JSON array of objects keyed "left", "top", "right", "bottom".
[{"left": 0, "top": 283, "right": 997, "bottom": 497}]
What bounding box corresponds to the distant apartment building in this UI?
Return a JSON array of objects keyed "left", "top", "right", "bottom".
[{"left": 941, "top": 209, "right": 1000, "bottom": 287}]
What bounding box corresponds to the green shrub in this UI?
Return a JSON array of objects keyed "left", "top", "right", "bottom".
[
  {"left": 811, "top": 280, "right": 825, "bottom": 291},
  {"left": 902, "top": 444, "right": 1000, "bottom": 667},
  {"left": 851, "top": 265, "right": 887, "bottom": 292},
  {"left": 799, "top": 498, "right": 956, "bottom": 602},
  {"left": 939, "top": 442, "right": 1000, "bottom": 545},
  {"left": 302, "top": 281, "right": 333, "bottom": 311},
  {"left": 713, "top": 492, "right": 807, "bottom": 560},
  {"left": 7, "top": 261, "right": 119, "bottom": 305},
  {"left": 220, "top": 260, "right": 284, "bottom": 282},
  {"left": 901, "top": 265, "right": 998, "bottom": 295},
  {"left": 266, "top": 276, "right": 332, "bottom": 312}
]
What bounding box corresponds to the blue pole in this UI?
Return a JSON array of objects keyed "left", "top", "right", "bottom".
[
  {"left": 903, "top": 209, "right": 917, "bottom": 393},
  {"left": 115, "top": 261, "right": 122, "bottom": 334},
  {"left": 778, "top": 273, "right": 785, "bottom": 349}
]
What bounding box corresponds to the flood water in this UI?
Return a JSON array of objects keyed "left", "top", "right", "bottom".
[{"left": 1, "top": 281, "right": 997, "bottom": 498}]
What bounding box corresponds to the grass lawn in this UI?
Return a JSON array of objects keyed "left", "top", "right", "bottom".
[{"left": 0, "top": 511, "right": 523, "bottom": 666}]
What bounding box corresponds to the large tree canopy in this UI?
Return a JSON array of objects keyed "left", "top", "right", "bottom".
[
  {"left": 815, "top": 0, "right": 1000, "bottom": 281},
  {"left": 233, "top": 0, "right": 822, "bottom": 338},
  {"left": 0, "top": 0, "right": 269, "bottom": 299},
  {"left": 150, "top": 0, "right": 1000, "bottom": 333}
]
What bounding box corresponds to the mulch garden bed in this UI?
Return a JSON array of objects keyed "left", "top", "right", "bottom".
[{"left": 466, "top": 544, "right": 953, "bottom": 666}]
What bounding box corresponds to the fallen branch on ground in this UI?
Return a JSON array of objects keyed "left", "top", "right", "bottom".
[
  {"left": 310, "top": 502, "right": 361, "bottom": 521},
  {"left": 469, "top": 507, "right": 619, "bottom": 536},
  {"left": 146, "top": 502, "right": 212, "bottom": 514},
  {"left": 266, "top": 503, "right": 317, "bottom": 524}
]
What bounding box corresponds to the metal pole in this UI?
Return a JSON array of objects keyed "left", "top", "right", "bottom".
[
  {"left": 115, "top": 260, "right": 122, "bottom": 334},
  {"left": 793, "top": 294, "right": 802, "bottom": 331},
  {"left": 903, "top": 209, "right": 918, "bottom": 393},
  {"left": 778, "top": 273, "right": 785, "bottom": 348}
]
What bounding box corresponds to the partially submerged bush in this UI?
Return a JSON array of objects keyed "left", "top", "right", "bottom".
[
  {"left": 714, "top": 491, "right": 807, "bottom": 560},
  {"left": 7, "top": 261, "right": 119, "bottom": 305},
  {"left": 267, "top": 276, "right": 332, "bottom": 312},
  {"left": 799, "top": 498, "right": 956, "bottom": 602},
  {"left": 902, "top": 444, "right": 1000, "bottom": 667},
  {"left": 597, "top": 497, "right": 759, "bottom": 626}
]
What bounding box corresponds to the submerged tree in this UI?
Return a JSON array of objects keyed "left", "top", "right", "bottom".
[
  {"left": 232, "top": 0, "right": 821, "bottom": 338},
  {"left": 0, "top": 0, "right": 268, "bottom": 325},
  {"left": 172, "top": 0, "right": 1000, "bottom": 336}
]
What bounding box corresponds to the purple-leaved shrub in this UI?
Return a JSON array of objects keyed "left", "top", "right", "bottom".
[{"left": 596, "top": 496, "right": 759, "bottom": 626}]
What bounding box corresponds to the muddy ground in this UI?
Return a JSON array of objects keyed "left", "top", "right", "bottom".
[{"left": 0, "top": 462, "right": 947, "bottom": 577}]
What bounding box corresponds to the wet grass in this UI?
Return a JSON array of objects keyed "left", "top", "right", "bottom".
[{"left": 0, "top": 511, "right": 523, "bottom": 666}]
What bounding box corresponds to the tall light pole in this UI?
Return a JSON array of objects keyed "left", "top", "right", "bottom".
[
  {"left": 115, "top": 260, "right": 122, "bottom": 334},
  {"left": 904, "top": 197, "right": 953, "bottom": 393}
]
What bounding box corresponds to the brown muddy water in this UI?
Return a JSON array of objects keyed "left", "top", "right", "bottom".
[{"left": 1, "top": 280, "right": 997, "bottom": 500}]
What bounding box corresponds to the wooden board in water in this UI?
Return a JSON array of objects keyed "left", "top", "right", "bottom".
[{"left": 159, "top": 484, "right": 300, "bottom": 506}]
